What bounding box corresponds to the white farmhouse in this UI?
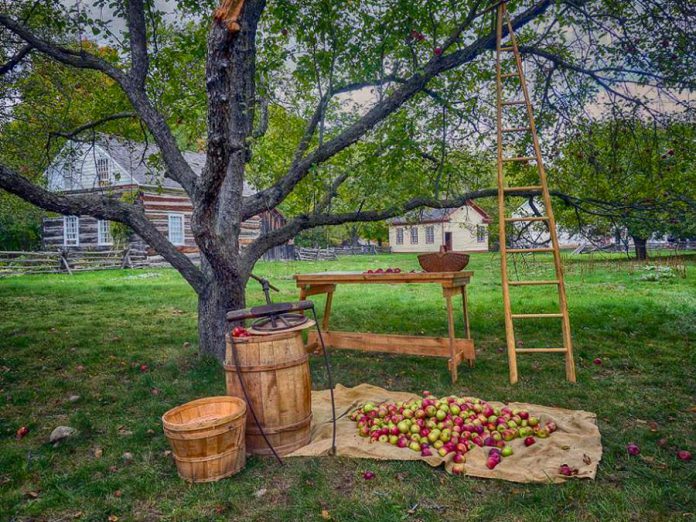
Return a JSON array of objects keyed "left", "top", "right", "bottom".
[{"left": 388, "top": 202, "right": 491, "bottom": 253}]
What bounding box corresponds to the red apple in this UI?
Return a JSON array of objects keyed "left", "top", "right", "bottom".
[
  {"left": 677, "top": 450, "right": 692, "bottom": 461},
  {"left": 16, "top": 426, "right": 29, "bottom": 440}
]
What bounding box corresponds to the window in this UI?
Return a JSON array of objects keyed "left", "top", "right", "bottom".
[
  {"left": 96, "top": 157, "right": 110, "bottom": 186},
  {"left": 168, "top": 213, "right": 185, "bottom": 245},
  {"left": 477, "top": 225, "right": 487, "bottom": 243},
  {"left": 410, "top": 227, "right": 419, "bottom": 244},
  {"left": 396, "top": 228, "right": 404, "bottom": 245},
  {"left": 97, "top": 220, "right": 113, "bottom": 245},
  {"left": 425, "top": 225, "right": 435, "bottom": 244},
  {"left": 64, "top": 216, "right": 79, "bottom": 246}
]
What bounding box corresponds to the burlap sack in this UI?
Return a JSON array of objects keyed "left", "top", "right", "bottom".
[{"left": 287, "top": 383, "right": 602, "bottom": 483}]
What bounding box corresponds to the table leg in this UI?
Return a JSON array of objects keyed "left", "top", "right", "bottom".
[
  {"left": 445, "top": 293, "right": 458, "bottom": 383},
  {"left": 460, "top": 287, "right": 474, "bottom": 368},
  {"left": 322, "top": 290, "right": 334, "bottom": 332}
]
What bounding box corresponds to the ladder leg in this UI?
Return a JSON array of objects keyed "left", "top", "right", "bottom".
[{"left": 496, "top": 2, "right": 518, "bottom": 385}]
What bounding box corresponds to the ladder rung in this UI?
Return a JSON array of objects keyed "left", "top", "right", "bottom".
[
  {"left": 503, "top": 185, "right": 543, "bottom": 193},
  {"left": 505, "top": 216, "right": 548, "bottom": 222},
  {"left": 502, "top": 126, "right": 531, "bottom": 133},
  {"left": 505, "top": 247, "right": 555, "bottom": 253},
  {"left": 501, "top": 73, "right": 519, "bottom": 79},
  {"left": 502, "top": 156, "right": 535, "bottom": 163},
  {"left": 502, "top": 99, "right": 525, "bottom": 105},
  {"left": 499, "top": 46, "right": 515, "bottom": 52},
  {"left": 511, "top": 313, "right": 564, "bottom": 319},
  {"left": 516, "top": 348, "right": 567, "bottom": 354},
  {"left": 508, "top": 280, "right": 560, "bottom": 286}
]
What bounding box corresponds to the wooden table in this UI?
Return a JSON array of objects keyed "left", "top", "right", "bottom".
[{"left": 294, "top": 271, "right": 475, "bottom": 383}]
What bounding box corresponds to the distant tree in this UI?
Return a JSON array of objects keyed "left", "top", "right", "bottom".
[
  {"left": 1, "top": 1, "right": 696, "bottom": 358},
  {"left": 551, "top": 117, "right": 696, "bottom": 259}
]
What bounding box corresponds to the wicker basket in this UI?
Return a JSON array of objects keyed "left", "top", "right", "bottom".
[
  {"left": 162, "top": 396, "right": 247, "bottom": 483},
  {"left": 418, "top": 251, "right": 470, "bottom": 272}
]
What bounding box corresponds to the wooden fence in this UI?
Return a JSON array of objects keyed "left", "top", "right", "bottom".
[
  {"left": 294, "top": 245, "right": 390, "bottom": 261},
  {"left": 0, "top": 249, "right": 148, "bottom": 277}
]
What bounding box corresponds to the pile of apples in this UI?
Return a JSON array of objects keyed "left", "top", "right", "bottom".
[
  {"left": 350, "top": 392, "right": 557, "bottom": 474},
  {"left": 364, "top": 268, "right": 402, "bottom": 274}
]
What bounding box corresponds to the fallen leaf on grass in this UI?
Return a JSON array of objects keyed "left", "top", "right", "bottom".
[
  {"left": 93, "top": 447, "right": 103, "bottom": 458},
  {"left": 648, "top": 421, "right": 658, "bottom": 432},
  {"left": 688, "top": 405, "right": 696, "bottom": 414},
  {"left": 321, "top": 509, "right": 331, "bottom": 520},
  {"left": 108, "top": 515, "right": 119, "bottom": 522},
  {"left": 641, "top": 455, "right": 668, "bottom": 469},
  {"left": 253, "top": 488, "right": 267, "bottom": 498},
  {"left": 25, "top": 490, "right": 39, "bottom": 499}
]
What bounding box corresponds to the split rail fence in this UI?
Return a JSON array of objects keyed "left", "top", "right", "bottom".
[{"left": 0, "top": 249, "right": 148, "bottom": 277}]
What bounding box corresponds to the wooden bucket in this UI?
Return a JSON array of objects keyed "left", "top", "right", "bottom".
[
  {"left": 224, "top": 329, "right": 312, "bottom": 456},
  {"left": 162, "top": 396, "right": 246, "bottom": 483}
]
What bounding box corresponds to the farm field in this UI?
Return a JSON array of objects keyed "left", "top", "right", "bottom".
[{"left": 1, "top": 252, "right": 695, "bottom": 521}]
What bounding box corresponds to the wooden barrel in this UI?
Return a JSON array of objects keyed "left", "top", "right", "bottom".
[
  {"left": 224, "top": 328, "right": 312, "bottom": 456},
  {"left": 162, "top": 396, "right": 246, "bottom": 483}
]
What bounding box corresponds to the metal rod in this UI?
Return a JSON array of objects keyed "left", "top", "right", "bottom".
[{"left": 310, "top": 306, "right": 337, "bottom": 456}]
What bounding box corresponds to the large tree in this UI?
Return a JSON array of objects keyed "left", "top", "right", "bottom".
[{"left": 1, "top": 0, "right": 695, "bottom": 359}]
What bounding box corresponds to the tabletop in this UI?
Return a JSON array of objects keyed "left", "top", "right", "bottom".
[{"left": 294, "top": 271, "right": 473, "bottom": 286}]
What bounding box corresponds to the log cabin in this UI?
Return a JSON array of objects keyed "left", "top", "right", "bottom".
[
  {"left": 388, "top": 202, "right": 491, "bottom": 253},
  {"left": 42, "top": 136, "right": 290, "bottom": 258}
]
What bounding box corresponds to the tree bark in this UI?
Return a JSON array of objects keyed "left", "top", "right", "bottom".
[
  {"left": 632, "top": 236, "right": 648, "bottom": 260},
  {"left": 196, "top": 259, "right": 248, "bottom": 360}
]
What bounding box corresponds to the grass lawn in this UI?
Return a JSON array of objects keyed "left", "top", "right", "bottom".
[{"left": 1, "top": 252, "right": 695, "bottom": 521}]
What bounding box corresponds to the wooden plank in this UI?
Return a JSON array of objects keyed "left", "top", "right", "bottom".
[
  {"left": 306, "top": 331, "right": 475, "bottom": 361},
  {"left": 294, "top": 271, "right": 472, "bottom": 286},
  {"left": 516, "top": 348, "right": 567, "bottom": 353},
  {"left": 445, "top": 294, "right": 458, "bottom": 383},
  {"left": 298, "top": 284, "right": 336, "bottom": 297}
]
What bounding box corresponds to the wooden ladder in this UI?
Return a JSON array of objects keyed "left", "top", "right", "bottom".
[{"left": 494, "top": 1, "right": 576, "bottom": 384}]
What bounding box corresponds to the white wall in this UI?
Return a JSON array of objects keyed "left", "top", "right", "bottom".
[
  {"left": 389, "top": 222, "right": 444, "bottom": 253},
  {"left": 389, "top": 205, "right": 489, "bottom": 253}
]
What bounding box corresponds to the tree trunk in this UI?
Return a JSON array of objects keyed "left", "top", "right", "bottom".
[
  {"left": 632, "top": 236, "right": 648, "bottom": 260},
  {"left": 197, "top": 262, "right": 247, "bottom": 361}
]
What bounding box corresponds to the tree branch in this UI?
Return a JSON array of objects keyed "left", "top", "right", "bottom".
[
  {"left": 242, "top": 0, "right": 556, "bottom": 220},
  {"left": 49, "top": 112, "right": 137, "bottom": 140},
  {"left": 0, "top": 163, "right": 205, "bottom": 291},
  {"left": 0, "top": 43, "right": 32, "bottom": 76}
]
